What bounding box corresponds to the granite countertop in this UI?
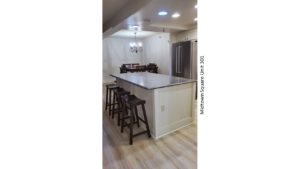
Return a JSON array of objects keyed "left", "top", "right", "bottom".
[{"left": 111, "top": 72, "right": 197, "bottom": 90}]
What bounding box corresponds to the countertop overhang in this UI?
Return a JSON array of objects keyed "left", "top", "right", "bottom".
[{"left": 111, "top": 72, "right": 197, "bottom": 90}]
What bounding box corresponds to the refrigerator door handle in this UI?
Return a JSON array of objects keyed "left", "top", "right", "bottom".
[
  {"left": 178, "top": 46, "right": 182, "bottom": 73},
  {"left": 178, "top": 46, "right": 180, "bottom": 73},
  {"left": 175, "top": 46, "right": 178, "bottom": 73},
  {"left": 177, "top": 46, "right": 180, "bottom": 73},
  {"left": 181, "top": 46, "right": 183, "bottom": 73}
]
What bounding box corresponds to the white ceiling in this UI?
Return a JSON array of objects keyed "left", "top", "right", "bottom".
[
  {"left": 125, "top": 0, "right": 197, "bottom": 31},
  {"left": 103, "top": 0, "right": 197, "bottom": 37},
  {"left": 110, "top": 30, "right": 159, "bottom": 38}
]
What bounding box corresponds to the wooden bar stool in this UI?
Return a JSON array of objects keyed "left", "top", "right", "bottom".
[
  {"left": 111, "top": 88, "right": 130, "bottom": 126},
  {"left": 105, "top": 84, "right": 117, "bottom": 114},
  {"left": 119, "top": 95, "right": 137, "bottom": 131},
  {"left": 120, "top": 94, "right": 151, "bottom": 145}
]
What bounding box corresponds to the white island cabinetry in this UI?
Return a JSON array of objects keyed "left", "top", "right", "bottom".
[{"left": 111, "top": 72, "right": 196, "bottom": 139}]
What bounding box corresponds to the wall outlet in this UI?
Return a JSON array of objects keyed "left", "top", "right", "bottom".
[{"left": 161, "top": 105, "right": 165, "bottom": 111}]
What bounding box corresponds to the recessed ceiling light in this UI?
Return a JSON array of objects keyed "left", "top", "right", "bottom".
[
  {"left": 158, "top": 11, "right": 168, "bottom": 16},
  {"left": 172, "top": 13, "right": 180, "bottom": 18},
  {"left": 195, "top": 5, "right": 197, "bottom": 9},
  {"left": 194, "top": 18, "right": 197, "bottom": 21}
]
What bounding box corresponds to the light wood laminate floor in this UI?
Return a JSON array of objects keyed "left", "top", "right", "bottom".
[{"left": 102, "top": 85, "right": 197, "bottom": 169}]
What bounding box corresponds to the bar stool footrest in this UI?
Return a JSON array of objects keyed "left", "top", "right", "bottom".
[
  {"left": 133, "top": 131, "right": 149, "bottom": 138},
  {"left": 138, "top": 117, "right": 146, "bottom": 123},
  {"left": 122, "top": 120, "right": 138, "bottom": 128},
  {"left": 111, "top": 108, "right": 123, "bottom": 113}
]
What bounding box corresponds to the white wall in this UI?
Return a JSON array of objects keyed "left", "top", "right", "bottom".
[
  {"left": 103, "top": 33, "right": 172, "bottom": 77},
  {"left": 103, "top": 37, "right": 142, "bottom": 76},
  {"left": 142, "top": 33, "right": 171, "bottom": 75}
]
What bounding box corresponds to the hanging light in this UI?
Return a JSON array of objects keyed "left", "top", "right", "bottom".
[{"left": 130, "top": 32, "right": 143, "bottom": 53}]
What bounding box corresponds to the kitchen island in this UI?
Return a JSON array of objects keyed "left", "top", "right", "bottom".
[{"left": 111, "top": 72, "right": 196, "bottom": 139}]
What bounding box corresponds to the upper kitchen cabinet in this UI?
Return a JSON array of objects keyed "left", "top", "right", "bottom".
[{"left": 174, "top": 28, "right": 197, "bottom": 42}]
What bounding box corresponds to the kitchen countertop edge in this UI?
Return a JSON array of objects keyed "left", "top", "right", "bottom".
[{"left": 111, "top": 74, "right": 197, "bottom": 90}]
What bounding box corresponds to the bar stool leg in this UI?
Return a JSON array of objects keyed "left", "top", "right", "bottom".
[
  {"left": 117, "top": 99, "right": 122, "bottom": 126},
  {"left": 121, "top": 105, "right": 126, "bottom": 133},
  {"left": 108, "top": 89, "right": 112, "bottom": 116},
  {"left": 105, "top": 86, "right": 108, "bottom": 110},
  {"left": 129, "top": 106, "right": 134, "bottom": 145},
  {"left": 142, "top": 104, "right": 151, "bottom": 138},
  {"left": 135, "top": 106, "right": 140, "bottom": 128},
  {"left": 112, "top": 92, "right": 116, "bottom": 119}
]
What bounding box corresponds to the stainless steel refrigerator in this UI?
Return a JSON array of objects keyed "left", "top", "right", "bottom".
[{"left": 172, "top": 40, "right": 197, "bottom": 79}]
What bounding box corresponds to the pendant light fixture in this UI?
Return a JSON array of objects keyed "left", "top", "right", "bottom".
[{"left": 129, "top": 32, "right": 143, "bottom": 53}]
